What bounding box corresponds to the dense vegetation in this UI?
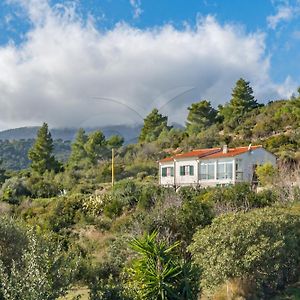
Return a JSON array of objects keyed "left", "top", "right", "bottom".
[{"left": 1, "top": 78, "right": 300, "bottom": 299}]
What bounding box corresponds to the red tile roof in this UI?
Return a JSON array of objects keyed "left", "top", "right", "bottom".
[
  {"left": 159, "top": 157, "right": 174, "bottom": 163},
  {"left": 202, "top": 145, "right": 262, "bottom": 159},
  {"left": 175, "top": 147, "right": 221, "bottom": 159},
  {"left": 159, "top": 145, "right": 262, "bottom": 163}
]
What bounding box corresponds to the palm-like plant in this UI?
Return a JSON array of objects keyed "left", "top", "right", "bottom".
[{"left": 127, "top": 231, "right": 196, "bottom": 300}]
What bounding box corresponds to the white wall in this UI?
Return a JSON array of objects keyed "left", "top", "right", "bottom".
[
  {"left": 174, "top": 158, "right": 198, "bottom": 186},
  {"left": 159, "top": 162, "right": 175, "bottom": 186},
  {"left": 237, "top": 148, "right": 276, "bottom": 181}
]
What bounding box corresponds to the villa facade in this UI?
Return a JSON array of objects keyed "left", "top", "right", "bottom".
[{"left": 159, "top": 145, "right": 276, "bottom": 187}]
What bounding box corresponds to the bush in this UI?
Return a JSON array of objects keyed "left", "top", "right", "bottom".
[
  {"left": 137, "top": 184, "right": 165, "bottom": 210},
  {"left": 94, "top": 216, "right": 112, "bottom": 232},
  {"left": 132, "top": 188, "right": 213, "bottom": 249},
  {"left": 0, "top": 177, "right": 31, "bottom": 204},
  {"left": 103, "top": 197, "right": 124, "bottom": 219},
  {"left": 256, "top": 163, "right": 278, "bottom": 186},
  {"left": 0, "top": 217, "right": 78, "bottom": 299},
  {"left": 103, "top": 180, "right": 143, "bottom": 218},
  {"left": 189, "top": 207, "right": 300, "bottom": 298},
  {"left": 200, "top": 183, "right": 271, "bottom": 213},
  {"left": 46, "top": 195, "right": 86, "bottom": 232}
]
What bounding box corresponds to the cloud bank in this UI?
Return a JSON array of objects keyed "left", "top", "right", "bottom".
[{"left": 0, "top": 0, "right": 296, "bottom": 130}]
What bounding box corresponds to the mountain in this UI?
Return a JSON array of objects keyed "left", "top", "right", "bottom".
[
  {"left": 0, "top": 125, "right": 143, "bottom": 143},
  {"left": 0, "top": 124, "right": 143, "bottom": 170}
]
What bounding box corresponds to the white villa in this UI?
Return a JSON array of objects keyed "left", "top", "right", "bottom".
[{"left": 159, "top": 145, "right": 276, "bottom": 187}]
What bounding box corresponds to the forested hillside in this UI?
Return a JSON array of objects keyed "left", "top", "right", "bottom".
[
  {"left": 0, "top": 125, "right": 142, "bottom": 170},
  {"left": 0, "top": 78, "right": 300, "bottom": 299}
]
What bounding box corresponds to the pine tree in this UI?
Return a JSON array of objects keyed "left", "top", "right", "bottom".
[
  {"left": 139, "top": 108, "right": 171, "bottom": 143},
  {"left": 231, "top": 78, "right": 258, "bottom": 110},
  {"left": 220, "top": 78, "right": 259, "bottom": 129},
  {"left": 68, "top": 128, "right": 88, "bottom": 167},
  {"left": 85, "top": 130, "right": 107, "bottom": 164},
  {"left": 186, "top": 100, "right": 217, "bottom": 135},
  {"left": 28, "top": 123, "right": 60, "bottom": 174},
  {"left": 107, "top": 135, "right": 124, "bottom": 149}
]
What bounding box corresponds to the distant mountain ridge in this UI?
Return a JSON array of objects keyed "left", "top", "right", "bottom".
[{"left": 0, "top": 125, "right": 143, "bottom": 143}]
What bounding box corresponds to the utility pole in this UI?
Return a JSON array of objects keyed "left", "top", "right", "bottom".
[{"left": 111, "top": 148, "right": 115, "bottom": 187}]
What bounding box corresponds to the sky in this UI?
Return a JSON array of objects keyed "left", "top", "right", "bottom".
[{"left": 0, "top": 0, "right": 300, "bottom": 130}]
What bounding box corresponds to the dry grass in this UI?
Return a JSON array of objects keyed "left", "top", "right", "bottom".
[{"left": 200, "top": 278, "right": 257, "bottom": 300}]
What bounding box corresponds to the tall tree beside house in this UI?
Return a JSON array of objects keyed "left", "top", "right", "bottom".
[
  {"left": 219, "top": 78, "right": 259, "bottom": 130},
  {"left": 28, "top": 123, "right": 60, "bottom": 174},
  {"left": 68, "top": 128, "right": 89, "bottom": 167},
  {"left": 139, "top": 108, "right": 171, "bottom": 143},
  {"left": 186, "top": 100, "right": 217, "bottom": 135}
]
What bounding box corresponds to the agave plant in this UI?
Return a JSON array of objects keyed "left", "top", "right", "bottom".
[{"left": 127, "top": 231, "right": 197, "bottom": 300}]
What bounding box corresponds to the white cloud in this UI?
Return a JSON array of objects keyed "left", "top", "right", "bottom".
[
  {"left": 0, "top": 0, "right": 295, "bottom": 130},
  {"left": 267, "top": 0, "right": 300, "bottom": 29},
  {"left": 129, "top": 0, "right": 143, "bottom": 19},
  {"left": 267, "top": 6, "right": 293, "bottom": 29}
]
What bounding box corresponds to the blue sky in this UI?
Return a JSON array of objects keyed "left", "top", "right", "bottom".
[{"left": 0, "top": 0, "right": 299, "bottom": 129}]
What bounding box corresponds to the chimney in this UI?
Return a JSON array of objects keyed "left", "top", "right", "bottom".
[{"left": 223, "top": 144, "right": 228, "bottom": 154}]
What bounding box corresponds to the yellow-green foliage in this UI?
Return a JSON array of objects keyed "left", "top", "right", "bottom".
[{"left": 256, "top": 163, "right": 278, "bottom": 186}]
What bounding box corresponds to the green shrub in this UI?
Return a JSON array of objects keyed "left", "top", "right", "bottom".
[
  {"left": 47, "top": 195, "right": 86, "bottom": 232},
  {"left": 189, "top": 207, "right": 300, "bottom": 298},
  {"left": 201, "top": 183, "right": 271, "bottom": 213},
  {"left": 137, "top": 184, "right": 165, "bottom": 210},
  {"left": 94, "top": 216, "right": 112, "bottom": 232},
  {"left": 103, "top": 198, "right": 124, "bottom": 219},
  {"left": 256, "top": 163, "right": 278, "bottom": 186},
  {"left": 0, "top": 217, "right": 78, "bottom": 300},
  {"left": 0, "top": 177, "right": 31, "bottom": 204}
]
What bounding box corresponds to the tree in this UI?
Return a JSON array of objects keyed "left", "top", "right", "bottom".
[
  {"left": 189, "top": 207, "right": 300, "bottom": 297},
  {"left": 28, "top": 123, "right": 60, "bottom": 174},
  {"left": 0, "top": 160, "right": 6, "bottom": 185},
  {"left": 139, "top": 109, "right": 171, "bottom": 143},
  {"left": 68, "top": 128, "right": 88, "bottom": 167},
  {"left": 220, "top": 78, "right": 259, "bottom": 130},
  {"left": 85, "top": 130, "right": 107, "bottom": 163},
  {"left": 107, "top": 135, "right": 124, "bottom": 149},
  {"left": 186, "top": 100, "right": 217, "bottom": 135}
]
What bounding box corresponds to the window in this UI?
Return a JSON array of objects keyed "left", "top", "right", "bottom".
[
  {"left": 217, "top": 162, "right": 233, "bottom": 179},
  {"left": 180, "top": 165, "right": 194, "bottom": 176},
  {"left": 200, "top": 162, "right": 215, "bottom": 180},
  {"left": 162, "top": 167, "right": 174, "bottom": 177},
  {"left": 235, "top": 159, "right": 243, "bottom": 180}
]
